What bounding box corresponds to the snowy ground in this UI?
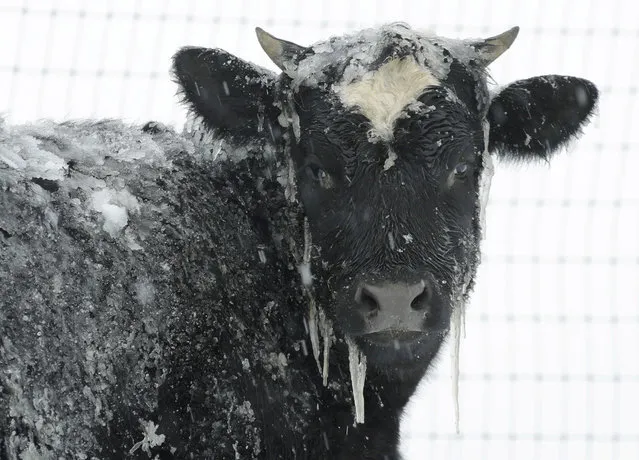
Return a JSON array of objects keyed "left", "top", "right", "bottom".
[{"left": 1, "top": 0, "right": 637, "bottom": 458}]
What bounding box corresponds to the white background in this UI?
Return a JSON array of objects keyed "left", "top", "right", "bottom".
[{"left": 0, "top": 1, "right": 637, "bottom": 458}]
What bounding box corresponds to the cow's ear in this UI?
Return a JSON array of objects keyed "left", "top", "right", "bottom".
[
  {"left": 172, "top": 47, "right": 281, "bottom": 142},
  {"left": 487, "top": 75, "right": 598, "bottom": 162}
]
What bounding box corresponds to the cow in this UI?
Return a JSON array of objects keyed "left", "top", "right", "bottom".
[{"left": 0, "top": 23, "right": 597, "bottom": 459}]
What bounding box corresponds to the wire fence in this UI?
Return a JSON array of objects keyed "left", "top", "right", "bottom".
[{"left": 0, "top": 1, "right": 637, "bottom": 459}]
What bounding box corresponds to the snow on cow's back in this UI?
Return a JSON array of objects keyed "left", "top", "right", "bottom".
[
  {"left": 0, "top": 119, "right": 193, "bottom": 243},
  {"left": 0, "top": 119, "right": 173, "bottom": 180}
]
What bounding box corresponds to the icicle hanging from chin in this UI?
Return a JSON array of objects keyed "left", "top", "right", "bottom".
[{"left": 345, "top": 336, "right": 367, "bottom": 425}]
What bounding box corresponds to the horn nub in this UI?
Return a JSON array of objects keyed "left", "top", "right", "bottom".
[
  {"left": 255, "top": 27, "right": 306, "bottom": 71},
  {"left": 473, "top": 26, "right": 520, "bottom": 66}
]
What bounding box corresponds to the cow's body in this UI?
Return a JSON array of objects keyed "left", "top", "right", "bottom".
[{"left": 1, "top": 23, "right": 598, "bottom": 459}]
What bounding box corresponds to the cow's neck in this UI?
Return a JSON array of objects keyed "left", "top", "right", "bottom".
[{"left": 313, "top": 341, "right": 428, "bottom": 458}]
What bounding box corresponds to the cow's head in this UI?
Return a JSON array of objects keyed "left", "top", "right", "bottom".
[{"left": 172, "top": 24, "right": 598, "bottom": 378}]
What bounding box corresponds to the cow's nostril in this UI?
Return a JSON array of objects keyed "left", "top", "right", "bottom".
[
  {"left": 356, "top": 286, "right": 380, "bottom": 314},
  {"left": 409, "top": 291, "right": 428, "bottom": 311},
  {"left": 409, "top": 282, "right": 431, "bottom": 311}
]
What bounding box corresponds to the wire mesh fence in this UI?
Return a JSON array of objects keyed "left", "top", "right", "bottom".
[{"left": 0, "top": 0, "right": 637, "bottom": 458}]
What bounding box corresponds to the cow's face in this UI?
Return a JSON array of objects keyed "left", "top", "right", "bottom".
[
  {"left": 172, "top": 24, "right": 598, "bottom": 376},
  {"left": 292, "top": 80, "right": 483, "bottom": 374}
]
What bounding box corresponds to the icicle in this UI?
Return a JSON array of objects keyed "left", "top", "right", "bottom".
[
  {"left": 387, "top": 232, "right": 396, "bottom": 250},
  {"left": 299, "top": 208, "right": 332, "bottom": 387},
  {"left": 308, "top": 294, "right": 322, "bottom": 375},
  {"left": 450, "top": 304, "right": 463, "bottom": 434},
  {"left": 302, "top": 218, "right": 312, "bottom": 264},
  {"left": 462, "top": 303, "right": 467, "bottom": 339},
  {"left": 298, "top": 218, "right": 314, "bottom": 286},
  {"left": 301, "top": 217, "right": 323, "bottom": 375},
  {"left": 479, "top": 122, "right": 495, "bottom": 239},
  {"left": 346, "top": 336, "right": 367, "bottom": 425},
  {"left": 298, "top": 263, "right": 312, "bottom": 286},
  {"left": 322, "top": 332, "right": 330, "bottom": 386},
  {"left": 318, "top": 308, "right": 333, "bottom": 386}
]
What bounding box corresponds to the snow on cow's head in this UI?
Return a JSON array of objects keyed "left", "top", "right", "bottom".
[{"left": 172, "top": 24, "right": 598, "bottom": 377}]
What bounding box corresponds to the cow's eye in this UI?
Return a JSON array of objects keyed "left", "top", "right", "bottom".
[
  {"left": 454, "top": 162, "right": 469, "bottom": 177},
  {"left": 306, "top": 163, "right": 333, "bottom": 189},
  {"left": 306, "top": 163, "right": 324, "bottom": 181}
]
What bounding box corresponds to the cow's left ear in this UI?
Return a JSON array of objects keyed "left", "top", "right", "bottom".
[
  {"left": 487, "top": 75, "right": 598, "bottom": 161},
  {"left": 172, "top": 47, "right": 280, "bottom": 142}
]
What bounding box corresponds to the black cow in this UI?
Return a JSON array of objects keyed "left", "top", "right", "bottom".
[{"left": 0, "top": 23, "right": 597, "bottom": 459}]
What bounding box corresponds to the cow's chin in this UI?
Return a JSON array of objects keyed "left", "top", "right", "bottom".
[{"left": 353, "top": 329, "right": 448, "bottom": 379}]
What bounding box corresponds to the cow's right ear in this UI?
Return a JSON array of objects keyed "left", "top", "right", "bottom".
[{"left": 172, "top": 47, "right": 281, "bottom": 142}]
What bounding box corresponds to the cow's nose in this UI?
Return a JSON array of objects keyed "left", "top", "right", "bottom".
[
  {"left": 354, "top": 280, "right": 432, "bottom": 333},
  {"left": 356, "top": 280, "right": 431, "bottom": 313}
]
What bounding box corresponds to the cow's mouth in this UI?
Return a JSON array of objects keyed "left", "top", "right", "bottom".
[
  {"left": 358, "top": 329, "right": 424, "bottom": 345},
  {"left": 352, "top": 327, "right": 447, "bottom": 373}
]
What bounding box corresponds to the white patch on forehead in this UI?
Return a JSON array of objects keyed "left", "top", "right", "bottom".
[{"left": 337, "top": 57, "right": 440, "bottom": 141}]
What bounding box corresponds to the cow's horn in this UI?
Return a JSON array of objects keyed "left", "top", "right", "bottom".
[
  {"left": 473, "top": 26, "right": 520, "bottom": 66},
  {"left": 255, "top": 27, "right": 307, "bottom": 72}
]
